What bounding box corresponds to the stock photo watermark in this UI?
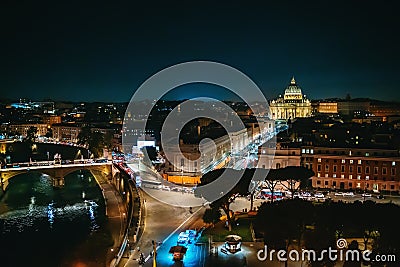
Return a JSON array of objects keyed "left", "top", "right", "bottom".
[{"left": 257, "top": 239, "right": 396, "bottom": 263}]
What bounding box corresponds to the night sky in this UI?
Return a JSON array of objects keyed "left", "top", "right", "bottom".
[{"left": 1, "top": 1, "right": 399, "bottom": 102}]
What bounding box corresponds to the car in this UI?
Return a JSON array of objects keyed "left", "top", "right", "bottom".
[
  {"left": 334, "top": 192, "right": 344, "bottom": 196},
  {"left": 314, "top": 192, "right": 325, "bottom": 198},
  {"left": 376, "top": 195, "right": 385, "bottom": 199},
  {"left": 361, "top": 193, "right": 372, "bottom": 197},
  {"left": 343, "top": 192, "right": 355, "bottom": 197}
]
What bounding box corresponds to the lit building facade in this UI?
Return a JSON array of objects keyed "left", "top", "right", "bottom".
[
  {"left": 52, "top": 124, "right": 82, "bottom": 143},
  {"left": 302, "top": 146, "right": 400, "bottom": 193},
  {"left": 258, "top": 142, "right": 301, "bottom": 170},
  {"left": 270, "top": 77, "right": 311, "bottom": 120}
]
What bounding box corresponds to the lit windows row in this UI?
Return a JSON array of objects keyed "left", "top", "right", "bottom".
[
  {"left": 301, "top": 148, "right": 314, "bottom": 154},
  {"left": 317, "top": 158, "right": 396, "bottom": 167},
  {"left": 317, "top": 164, "right": 396, "bottom": 176}
]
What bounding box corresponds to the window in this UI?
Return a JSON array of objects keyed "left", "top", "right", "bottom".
[
  {"left": 349, "top": 174, "right": 353, "bottom": 179},
  {"left": 302, "top": 148, "right": 305, "bottom": 153},
  {"left": 357, "top": 183, "right": 361, "bottom": 188},
  {"left": 317, "top": 164, "right": 321, "bottom": 171},
  {"left": 317, "top": 180, "right": 321, "bottom": 185},
  {"left": 325, "top": 165, "right": 329, "bottom": 172},
  {"left": 194, "top": 161, "right": 197, "bottom": 167},
  {"left": 374, "top": 167, "right": 378, "bottom": 175},
  {"left": 391, "top": 185, "right": 395, "bottom": 190},
  {"left": 341, "top": 159, "right": 346, "bottom": 164},
  {"left": 341, "top": 165, "right": 345, "bottom": 172},
  {"left": 350, "top": 160, "right": 354, "bottom": 164},
  {"left": 333, "top": 181, "right": 337, "bottom": 186},
  {"left": 333, "top": 174, "right": 337, "bottom": 178},
  {"left": 366, "top": 175, "right": 369, "bottom": 180},
  {"left": 276, "top": 163, "right": 281, "bottom": 169},
  {"left": 341, "top": 174, "right": 345, "bottom": 178},
  {"left": 318, "top": 158, "right": 322, "bottom": 162},
  {"left": 310, "top": 149, "right": 314, "bottom": 154},
  {"left": 391, "top": 168, "right": 396, "bottom": 176},
  {"left": 325, "top": 174, "right": 328, "bottom": 177},
  {"left": 306, "top": 149, "right": 310, "bottom": 153},
  {"left": 349, "top": 166, "right": 353, "bottom": 173},
  {"left": 357, "top": 166, "right": 362, "bottom": 174},
  {"left": 325, "top": 181, "right": 329, "bottom": 186},
  {"left": 382, "top": 167, "right": 387, "bottom": 175},
  {"left": 365, "top": 152, "right": 369, "bottom": 156},
  {"left": 317, "top": 173, "right": 321, "bottom": 177},
  {"left": 180, "top": 158, "right": 184, "bottom": 166},
  {"left": 357, "top": 175, "right": 361, "bottom": 180},
  {"left": 333, "top": 165, "right": 337, "bottom": 172},
  {"left": 358, "top": 159, "right": 362, "bottom": 164},
  {"left": 365, "top": 166, "right": 370, "bottom": 174},
  {"left": 392, "top": 161, "right": 396, "bottom": 166}
]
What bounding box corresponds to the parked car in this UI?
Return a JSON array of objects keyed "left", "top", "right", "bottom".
[
  {"left": 376, "top": 194, "right": 385, "bottom": 199},
  {"left": 361, "top": 193, "right": 372, "bottom": 197},
  {"left": 343, "top": 192, "right": 355, "bottom": 197},
  {"left": 314, "top": 192, "right": 325, "bottom": 198},
  {"left": 334, "top": 192, "right": 344, "bottom": 196}
]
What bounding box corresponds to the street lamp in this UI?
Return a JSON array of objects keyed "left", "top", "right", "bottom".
[{"left": 181, "top": 168, "right": 184, "bottom": 193}]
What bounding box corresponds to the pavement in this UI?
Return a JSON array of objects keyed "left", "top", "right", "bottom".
[{"left": 91, "top": 171, "right": 127, "bottom": 266}]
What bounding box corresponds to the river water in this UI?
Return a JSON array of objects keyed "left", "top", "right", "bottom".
[{"left": 0, "top": 170, "right": 112, "bottom": 267}]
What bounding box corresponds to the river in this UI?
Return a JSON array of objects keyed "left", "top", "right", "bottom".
[{"left": 0, "top": 170, "right": 113, "bottom": 267}]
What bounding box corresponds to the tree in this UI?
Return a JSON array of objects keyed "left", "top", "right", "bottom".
[
  {"left": 77, "top": 126, "right": 91, "bottom": 146},
  {"left": 263, "top": 169, "right": 281, "bottom": 203},
  {"left": 45, "top": 128, "right": 53, "bottom": 138},
  {"left": 195, "top": 168, "right": 255, "bottom": 231},
  {"left": 202, "top": 207, "right": 221, "bottom": 227},
  {"left": 25, "top": 126, "right": 37, "bottom": 143},
  {"left": 77, "top": 126, "right": 105, "bottom": 158},
  {"left": 277, "top": 166, "right": 315, "bottom": 198}
]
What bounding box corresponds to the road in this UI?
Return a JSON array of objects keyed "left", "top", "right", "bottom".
[{"left": 121, "top": 191, "right": 206, "bottom": 267}]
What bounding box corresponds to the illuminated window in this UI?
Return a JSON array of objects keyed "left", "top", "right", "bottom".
[
  {"left": 358, "top": 160, "right": 362, "bottom": 164},
  {"left": 357, "top": 175, "right": 361, "bottom": 180},
  {"left": 325, "top": 174, "right": 328, "bottom": 177},
  {"left": 350, "top": 160, "right": 354, "bottom": 164},
  {"left": 349, "top": 175, "right": 353, "bottom": 179},
  {"left": 310, "top": 149, "right": 314, "bottom": 154},
  {"left": 341, "top": 159, "right": 345, "bottom": 164},
  {"left": 341, "top": 174, "right": 345, "bottom": 178},
  {"left": 366, "top": 176, "right": 369, "bottom": 180},
  {"left": 317, "top": 173, "right": 321, "bottom": 177},
  {"left": 333, "top": 174, "right": 337, "bottom": 178},
  {"left": 318, "top": 158, "right": 322, "bottom": 162},
  {"left": 392, "top": 161, "right": 396, "bottom": 166},
  {"left": 301, "top": 149, "right": 305, "bottom": 153}
]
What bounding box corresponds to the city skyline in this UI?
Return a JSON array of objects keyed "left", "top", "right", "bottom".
[{"left": 1, "top": 1, "right": 399, "bottom": 102}]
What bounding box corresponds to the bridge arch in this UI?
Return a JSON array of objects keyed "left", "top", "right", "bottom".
[{"left": 0, "top": 163, "right": 114, "bottom": 192}]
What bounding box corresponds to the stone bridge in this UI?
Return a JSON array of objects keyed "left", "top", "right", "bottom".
[{"left": 0, "top": 162, "right": 120, "bottom": 192}]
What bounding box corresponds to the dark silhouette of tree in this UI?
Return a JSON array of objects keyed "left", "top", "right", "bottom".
[
  {"left": 77, "top": 126, "right": 105, "bottom": 158},
  {"left": 276, "top": 166, "right": 314, "bottom": 198},
  {"left": 195, "top": 168, "right": 255, "bottom": 231},
  {"left": 202, "top": 207, "right": 221, "bottom": 227},
  {"left": 25, "top": 126, "right": 37, "bottom": 144},
  {"left": 45, "top": 128, "right": 53, "bottom": 138}
]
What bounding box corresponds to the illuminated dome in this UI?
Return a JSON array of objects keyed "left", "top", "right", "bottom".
[{"left": 284, "top": 76, "right": 303, "bottom": 100}]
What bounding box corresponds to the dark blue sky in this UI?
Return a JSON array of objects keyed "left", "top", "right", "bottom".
[{"left": 1, "top": 1, "right": 399, "bottom": 102}]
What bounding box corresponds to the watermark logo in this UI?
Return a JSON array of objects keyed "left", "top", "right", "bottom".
[
  {"left": 122, "top": 61, "right": 275, "bottom": 207},
  {"left": 257, "top": 241, "right": 396, "bottom": 263},
  {"left": 336, "top": 238, "right": 347, "bottom": 249}
]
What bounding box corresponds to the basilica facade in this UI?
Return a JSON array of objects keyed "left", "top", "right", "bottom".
[{"left": 270, "top": 77, "right": 311, "bottom": 120}]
